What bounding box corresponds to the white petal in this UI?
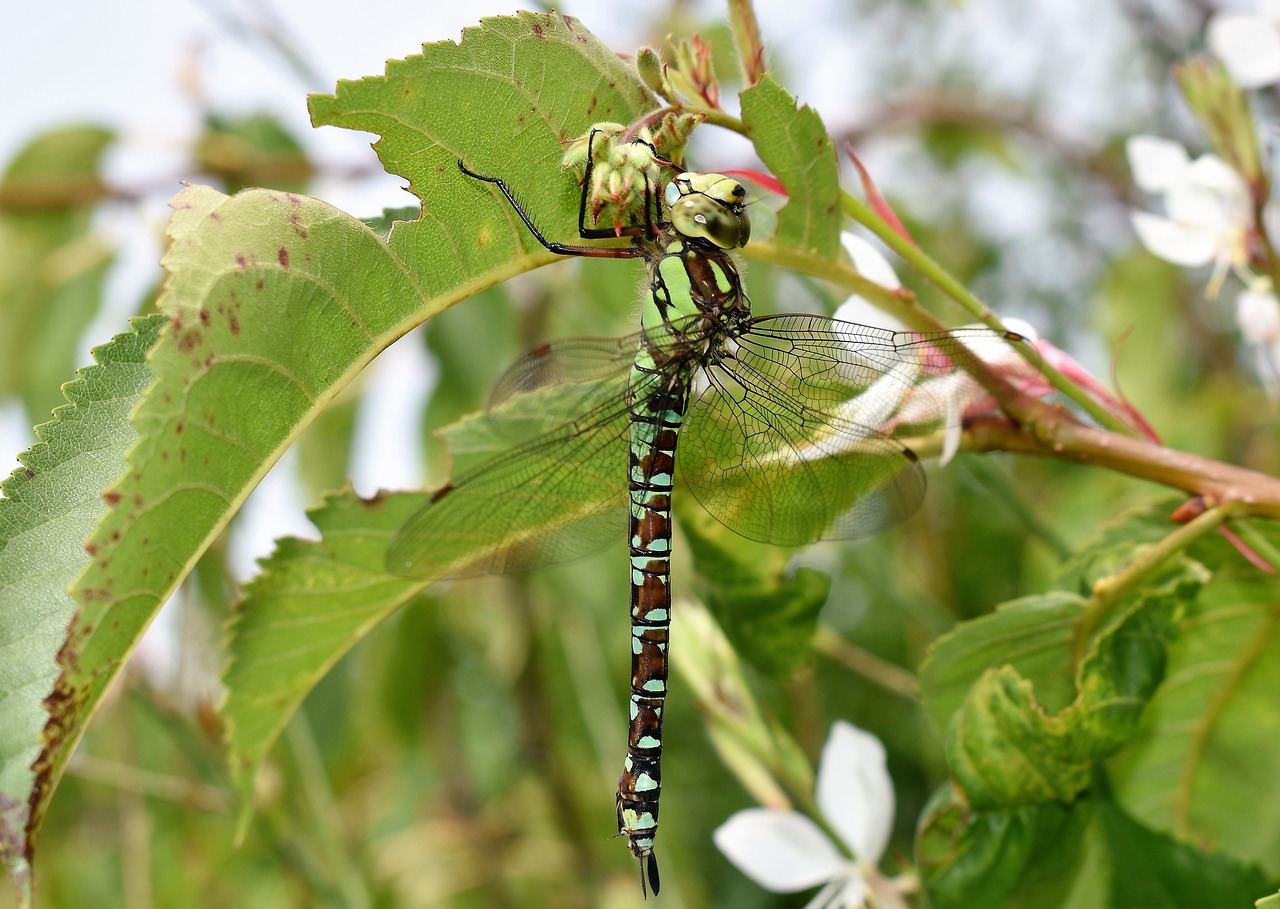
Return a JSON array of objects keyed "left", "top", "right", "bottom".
[
  {"left": 1236, "top": 289, "right": 1280, "bottom": 343},
  {"left": 1129, "top": 211, "right": 1218, "bottom": 266},
  {"left": 832, "top": 295, "right": 908, "bottom": 331},
  {"left": 1207, "top": 13, "right": 1280, "bottom": 88},
  {"left": 1184, "top": 155, "right": 1249, "bottom": 215},
  {"left": 831, "top": 873, "right": 868, "bottom": 908},
  {"left": 815, "top": 721, "right": 895, "bottom": 865},
  {"left": 841, "top": 233, "right": 901, "bottom": 289},
  {"left": 939, "top": 393, "right": 963, "bottom": 466},
  {"left": 802, "top": 874, "right": 869, "bottom": 909},
  {"left": 1125, "top": 135, "right": 1189, "bottom": 193},
  {"left": 714, "top": 809, "right": 847, "bottom": 892}
]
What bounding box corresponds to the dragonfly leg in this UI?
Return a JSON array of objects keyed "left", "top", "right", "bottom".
[{"left": 458, "top": 159, "right": 643, "bottom": 258}]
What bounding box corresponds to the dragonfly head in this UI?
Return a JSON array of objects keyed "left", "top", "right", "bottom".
[{"left": 665, "top": 173, "right": 751, "bottom": 249}]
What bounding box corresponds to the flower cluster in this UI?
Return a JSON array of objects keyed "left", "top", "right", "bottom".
[{"left": 1124, "top": 1, "right": 1280, "bottom": 396}]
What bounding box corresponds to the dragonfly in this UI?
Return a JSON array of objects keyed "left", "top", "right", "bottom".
[{"left": 387, "top": 130, "right": 1021, "bottom": 896}]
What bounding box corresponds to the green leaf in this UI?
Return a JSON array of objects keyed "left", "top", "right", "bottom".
[
  {"left": 1098, "top": 799, "right": 1271, "bottom": 909},
  {"left": 678, "top": 504, "right": 828, "bottom": 679},
  {"left": 943, "top": 560, "right": 1198, "bottom": 809},
  {"left": 739, "top": 75, "right": 840, "bottom": 258},
  {"left": 1097, "top": 509, "right": 1280, "bottom": 876},
  {"left": 920, "top": 790, "right": 1271, "bottom": 909},
  {"left": 918, "top": 784, "right": 1094, "bottom": 909},
  {"left": 223, "top": 489, "right": 430, "bottom": 829},
  {"left": 920, "top": 591, "right": 1085, "bottom": 730},
  {"left": 309, "top": 11, "right": 656, "bottom": 280},
  {"left": 0, "top": 126, "right": 115, "bottom": 424},
  {"left": 29, "top": 183, "right": 429, "bottom": 852},
  {"left": 923, "top": 497, "right": 1280, "bottom": 893},
  {"left": 0, "top": 313, "right": 165, "bottom": 895}
]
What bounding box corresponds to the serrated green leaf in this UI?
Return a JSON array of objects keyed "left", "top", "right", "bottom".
[
  {"left": 0, "top": 313, "right": 165, "bottom": 894},
  {"left": 0, "top": 126, "right": 115, "bottom": 424},
  {"left": 27, "top": 182, "right": 435, "bottom": 853},
  {"left": 739, "top": 75, "right": 840, "bottom": 258},
  {"left": 309, "top": 11, "right": 656, "bottom": 280},
  {"left": 223, "top": 488, "right": 430, "bottom": 828},
  {"left": 945, "top": 561, "right": 1194, "bottom": 809},
  {"left": 1096, "top": 508, "right": 1280, "bottom": 876}
]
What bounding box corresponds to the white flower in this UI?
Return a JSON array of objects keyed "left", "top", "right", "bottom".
[
  {"left": 1235, "top": 284, "right": 1280, "bottom": 395},
  {"left": 714, "top": 721, "right": 897, "bottom": 909},
  {"left": 836, "top": 232, "right": 908, "bottom": 330},
  {"left": 833, "top": 232, "right": 1048, "bottom": 465},
  {"left": 1207, "top": 1, "right": 1280, "bottom": 89},
  {"left": 1126, "top": 136, "right": 1251, "bottom": 293},
  {"left": 898, "top": 318, "right": 1042, "bottom": 465}
]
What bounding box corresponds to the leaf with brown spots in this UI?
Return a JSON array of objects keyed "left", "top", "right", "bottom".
[{"left": 0, "top": 314, "right": 165, "bottom": 897}]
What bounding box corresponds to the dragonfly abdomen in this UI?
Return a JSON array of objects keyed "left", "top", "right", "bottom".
[{"left": 617, "top": 367, "right": 688, "bottom": 896}]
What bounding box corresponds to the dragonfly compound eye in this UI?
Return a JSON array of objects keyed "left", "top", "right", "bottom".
[
  {"left": 668, "top": 173, "right": 750, "bottom": 249},
  {"left": 671, "top": 193, "right": 750, "bottom": 249}
]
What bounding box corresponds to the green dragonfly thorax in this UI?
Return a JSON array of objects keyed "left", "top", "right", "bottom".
[{"left": 665, "top": 172, "right": 751, "bottom": 249}]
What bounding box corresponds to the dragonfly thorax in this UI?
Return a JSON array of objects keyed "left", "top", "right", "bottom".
[{"left": 664, "top": 173, "right": 751, "bottom": 250}]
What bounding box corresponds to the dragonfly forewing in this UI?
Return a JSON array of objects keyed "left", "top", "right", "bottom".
[
  {"left": 678, "top": 316, "right": 1018, "bottom": 545},
  {"left": 386, "top": 393, "right": 633, "bottom": 580}
]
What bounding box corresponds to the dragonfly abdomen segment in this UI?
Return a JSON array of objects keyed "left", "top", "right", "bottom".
[{"left": 617, "top": 363, "right": 688, "bottom": 891}]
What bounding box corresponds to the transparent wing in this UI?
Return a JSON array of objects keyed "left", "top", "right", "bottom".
[
  {"left": 388, "top": 323, "right": 711, "bottom": 581},
  {"left": 484, "top": 335, "right": 640, "bottom": 441},
  {"left": 387, "top": 389, "right": 634, "bottom": 579},
  {"left": 680, "top": 315, "right": 1015, "bottom": 545}
]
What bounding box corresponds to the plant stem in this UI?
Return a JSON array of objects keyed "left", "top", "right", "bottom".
[
  {"left": 841, "top": 191, "right": 1133, "bottom": 434},
  {"left": 1089, "top": 502, "right": 1233, "bottom": 610},
  {"left": 1075, "top": 502, "right": 1235, "bottom": 655},
  {"left": 814, "top": 626, "right": 919, "bottom": 700},
  {"left": 965, "top": 415, "right": 1280, "bottom": 521}
]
